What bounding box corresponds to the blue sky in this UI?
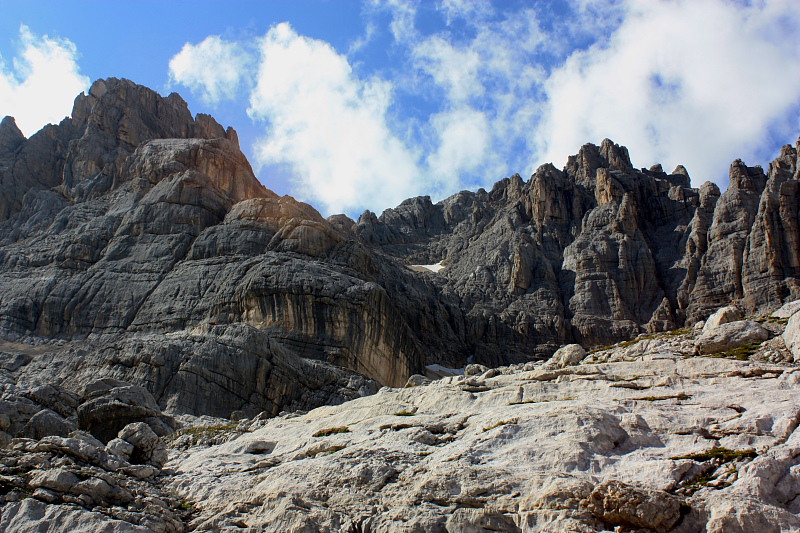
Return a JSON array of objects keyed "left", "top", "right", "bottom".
[{"left": 1, "top": 0, "right": 799, "bottom": 217}]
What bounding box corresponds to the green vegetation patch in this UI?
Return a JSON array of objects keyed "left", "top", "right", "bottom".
[
  {"left": 313, "top": 426, "right": 350, "bottom": 437},
  {"left": 393, "top": 410, "right": 417, "bottom": 417},
  {"left": 167, "top": 423, "right": 242, "bottom": 447},
  {"left": 482, "top": 419, "right": 516, "bottom": 432},
  {"left": 665, "top": 327, "right": 692, "bottom": 336},
  {"left": 178, "top": 423, "right": 238, "bottom": 436},
  {"left": 707, "top": 342, "right": 761, "bottom": 361},
  {"left": 673, "top": 447, "right": 757, "bottom": 462},
  {"left": 757, "top": 316, "right": 788, "bottom": 325}
]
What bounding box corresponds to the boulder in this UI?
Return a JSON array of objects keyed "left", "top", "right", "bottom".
[
  {"left": 703, "top": 305, "right": 743, "bottom": 332},
  {"left": 586, "top": 480, "right": 682, "bottom": 532},
  {"left": 29, "top": 468, "right": 79, "bottom": 493},
  {"left": 22, "top": 409, "right": 76, "bottom": 440},
  {"left": 117, "top": 422, "right": 168, "bottom": 468},
  {"left": 783, "top": 312, "right": 800, "bottom": 362},
  {"left": 695, "top": 320, "right": 772, "bottom": 355},
  {"left": 464, "top": 364, "right": 489, "bottom": 377},
  {"left": 772, "top": 299, "right": 800, "bottom": 319},
  {"left": 550, "top": 344, "right": 586, "bottom": 368},
  {"left": 105, "top": 438, "right": 135, "bottom": 461},
  {"left": 77, "top": 380, "right": 175, "bottom": 443}
]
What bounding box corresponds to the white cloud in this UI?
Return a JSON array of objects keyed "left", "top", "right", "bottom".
[
  {"left": 168, "top": 0, "right": 800, "bottom": 216},
  {"left": 412, "top": 36, "right": 483, "bottom": 103},
  {"left": 535, "top": 0, "right": 800, "bottom": 185},
  {"left": 247, "top": 22, "right": 423, "bottom": 215},
  {"left": 427, "top": 108, "right": 491, "bottom": 191},
  {"left": 168, "top": 36, "right": 249, "bottom": 105},
  {"left": 0, "top": 26, "right": 89, "bottom": 137}
]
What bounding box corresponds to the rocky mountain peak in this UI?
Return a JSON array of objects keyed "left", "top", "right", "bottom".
[
  {"left": 0, "top": 116, "right": 25, "bottom": 150},
  {"left": 0, "top": 78, "right": 799, "bottom": 417}
]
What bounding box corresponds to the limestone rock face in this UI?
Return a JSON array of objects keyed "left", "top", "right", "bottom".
[
  {"left": 0, "top": 77, "right": 799, "bottom": 421},
  {"left": 694, "top": 320, "right": 772, "bottom": 355},
  {"left": 358, "top": 136, "right": 800, "bottom": 362},
  {"left": 0, "top": 78, "right": 468, "bottom": 415},
  {"left": 152, "top": 329, "right": 800, "bottom": 533}
]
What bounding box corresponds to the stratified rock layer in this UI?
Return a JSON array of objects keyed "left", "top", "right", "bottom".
[
  {"left": 358, "top": 139, "right": 800, "bottom": 363},
  {"left": 0, "top": 77, "right": 799, "bottom": 418}
]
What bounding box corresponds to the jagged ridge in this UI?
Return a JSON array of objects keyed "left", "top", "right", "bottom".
[{"left": 0, "top": 78, "right": 798, "bottom": 418}]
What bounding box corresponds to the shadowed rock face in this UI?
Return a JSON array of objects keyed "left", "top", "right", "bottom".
[
  {"left": 0, "top": 78, "right": 798, "bottom": 417},
  {"left": 358, "top": 138, "right": 800, "bottom": 363},
  {"left": 0, "top": 78, "right": 463, "bottom": 415}
]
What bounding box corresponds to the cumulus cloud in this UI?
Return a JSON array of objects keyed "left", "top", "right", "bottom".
[
  {"left": 247, "top": 22, "right": 423, "bottom": 215},
  {"left": 168, "top": 0, "right": 800, "bottom": 215},
  {"left": 168, "top": 36, "right": 249, "bottom": 105},
  {"left": 535, "top": 0, "right": 800, "bottom": 185},
  {"left": 0, "top": 26, "right": 89, "bottom": 137},
  {"left": 426, "top": 109, "right": 491, "bottom": 192}
]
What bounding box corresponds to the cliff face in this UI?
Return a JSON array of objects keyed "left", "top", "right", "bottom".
[
  {"left": 358, "top": 139, "right": 800, "bottom": 364},
  {"left": 0, "top": 79, "right": 470, "bottom": 418},
  {"left": 0, "top": 78, "right": 798, "bottom": 417}
]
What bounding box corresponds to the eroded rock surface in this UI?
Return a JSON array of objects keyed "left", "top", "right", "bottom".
[
  {"left": 139, "top": 326, "right": 798, "bottom": 533},
  {"left": 1, "top": 78, "right": 800, "bottom": 399}
]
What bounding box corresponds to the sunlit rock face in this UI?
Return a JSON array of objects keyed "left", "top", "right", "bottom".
[{"left": 0, "top": 78, "right": 799, "bottom": 417}]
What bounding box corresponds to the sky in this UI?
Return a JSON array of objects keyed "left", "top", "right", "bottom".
[{"left": 1, "top": 0, "right": 799, "bottom": 218}]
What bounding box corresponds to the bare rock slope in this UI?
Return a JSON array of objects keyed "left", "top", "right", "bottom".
[{"left": 4, "top": 312, "right": 797, "bottom": 532}]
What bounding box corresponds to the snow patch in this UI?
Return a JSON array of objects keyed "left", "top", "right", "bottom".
[{"left": 408, "top": 261, "right": 446, "bottom": 273}]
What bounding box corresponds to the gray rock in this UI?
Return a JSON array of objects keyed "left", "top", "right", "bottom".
[
  {"left": 105, "top": 438, "right": 134, "bottom": 461},
  {"left": 22, "top": 409, "right": 76, "bottom": 439},
  {"left": 695, "top": 320, "right": 772, "bottom": 355},
  {"left": 0, "top": 498, "right": 153, "bottom": 533},
  {"left": 29, "top": 467, "right": 79, "bottom": 493},
  {"left": 550, "top": 344, "right": 586, "bottom": 368},
  {"left": 405, "top": 374, "right": 431, "bottom": 387},
  {"left": 117, "top": 422, "right": 166, "bottom": 468},
  {"left": 77, "top": 381, "right": 175, "bottom": 443},
  {"left": 772, "top": 299, "right": 800, "bottom": 319},
  {"left": 703, "top": 305, "right": 744, "bottom": 332},
  {"left": 464, "top": 364, "right": 489, "bottom": 377},
  {"left": 587, "top": 480, "right": 682, "bottom": 531},
  {"left": 783, "top": 312, "right": 800, "bottom": 362}
]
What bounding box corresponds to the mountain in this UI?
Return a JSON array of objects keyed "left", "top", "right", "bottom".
[
  {"left": 0, "top": 78, "right": 798, "bottom": 417},
  {"left": 1, "top": 78, "right": 800, "bottom": 533}
]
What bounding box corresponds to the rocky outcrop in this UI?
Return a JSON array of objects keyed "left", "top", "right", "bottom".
[
  {"left": 0, "top": 78, "right": 469, "bottom": 414},
  {"left": 358, "top": 137, "right": 800, "bottom": 362},
  {"left": 96, "top": 324, "right": 793, "bottom": 533},
  {"left": 0, "top": 77, "right": 799, "bottom": 419}
]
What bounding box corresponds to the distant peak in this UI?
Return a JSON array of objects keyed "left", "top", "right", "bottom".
[{"left": 0, "top": 116, "right": 26, "bottom": 150}]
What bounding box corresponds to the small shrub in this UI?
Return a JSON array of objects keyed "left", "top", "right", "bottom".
[
  {"left": 313, "top": 426, "right": 350, "bottom": 437},
  {"left": 177, "top": 499, "right": 195, "bottom": 511},
  {"left": 673, "top": 447, "right": 757, "bottom": 462},
  {"left": 393, "top": 410, "right": 416, "bottom": 417}
]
